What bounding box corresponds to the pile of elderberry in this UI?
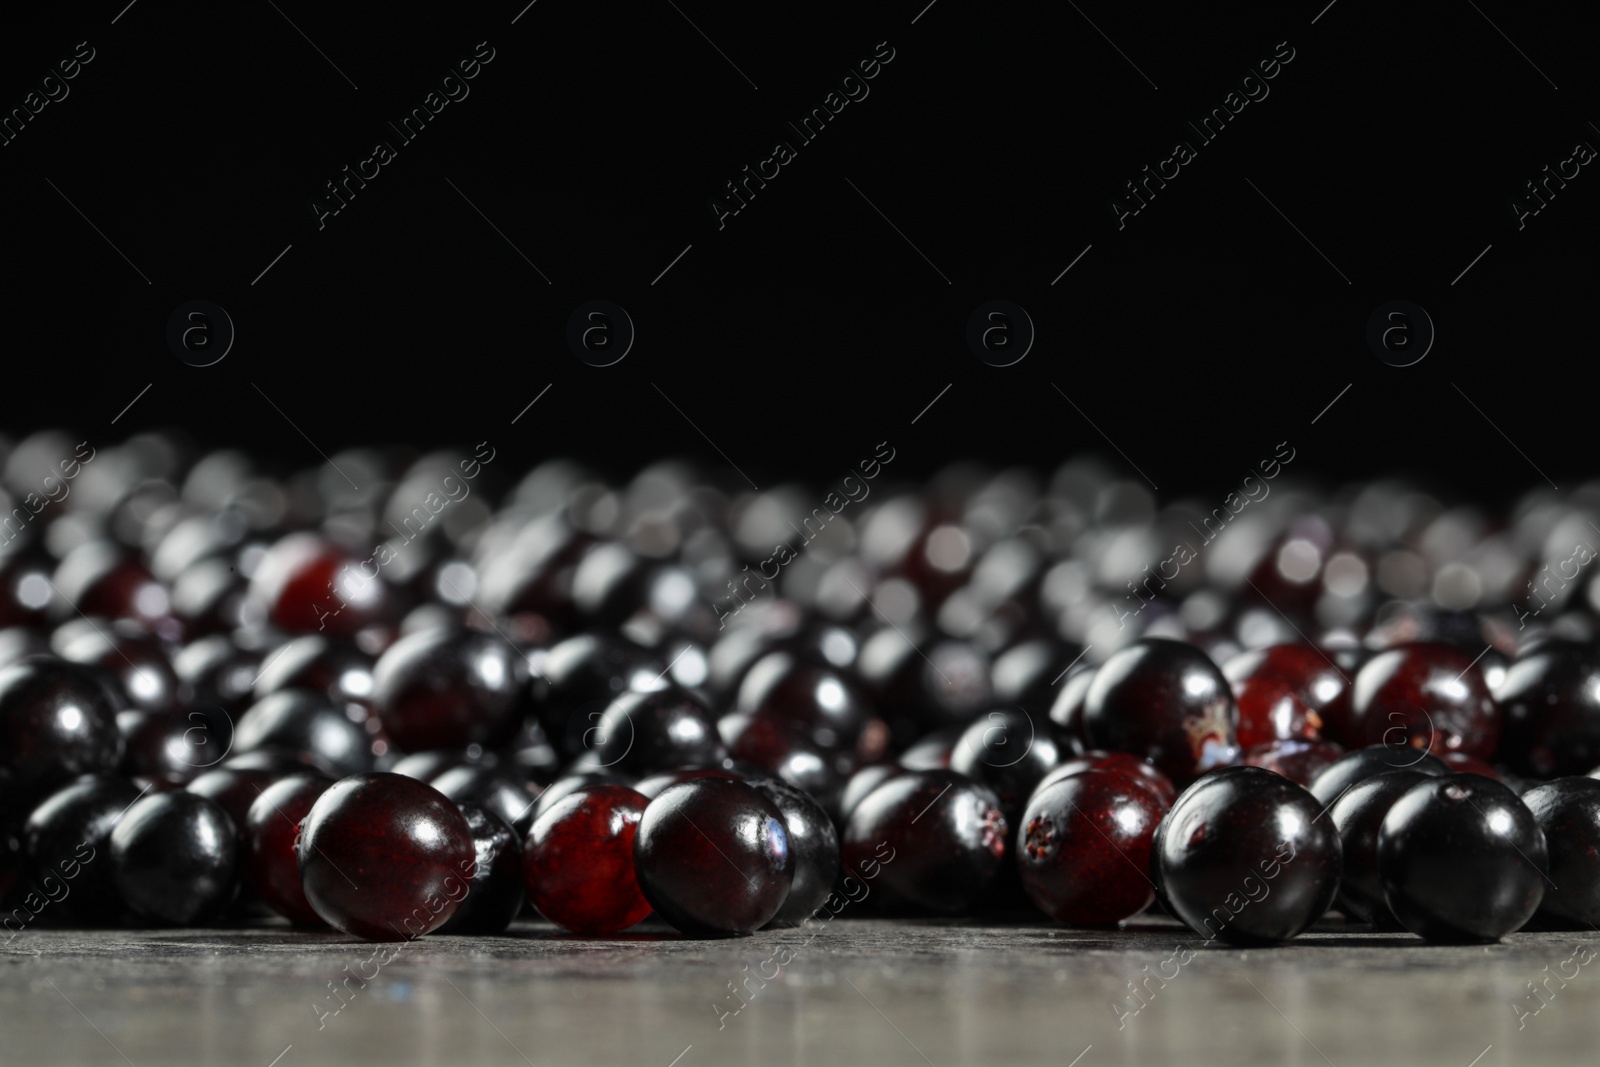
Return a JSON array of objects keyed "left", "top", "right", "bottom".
[{"left": 3, "top": 431, "right": 1600, "bottom": 945}]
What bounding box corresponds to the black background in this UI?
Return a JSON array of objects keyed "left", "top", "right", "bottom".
[{"left": 1, "top": 0, "right": 1592, "bottom": 506}]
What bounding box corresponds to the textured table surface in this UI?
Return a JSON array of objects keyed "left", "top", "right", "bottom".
[{"left": 2, "top": 915, "right": 1593, "bottom": 1067}]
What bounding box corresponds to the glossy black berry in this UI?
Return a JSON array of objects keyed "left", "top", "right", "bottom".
[
  {"left": 589, "top": 687, "right": 724, "bottom": 775},
  {"left": 1156, "top": 766, "right": 1341, "bottom": 946},
  {"left": 1378, "top": 774, "right": 1547, "bottom": 942},
  {"left": 437, "top": 805, "right": 525, "bottom": 934},
  {"left": 1520, "top": 777, "right": 1600, "bottom": 926},
  {"left": 22, "top": 774, "right": 143, "bottom": 923},
  {"left": 1307, "top": 744, "right": 1450, "bottom": 808},
  {"left": 948, "top": 708, "right": 1061, "bottom": 829},
  {"left": 840, "top": 769, "right": 1006, "bottom": 915},
  {"left": 109, "top": 791, "right": 238, "bottom": 925},
  {"left": 1495, "top": 642, "right": 1600, "bottom": 778},
  {"left": 430, "top": 765, "right": 538, "bottom": 836},
  {"left": 1327, "top": 770, "right": 1433, "bottom": 926},
  {"left": 529, "top": 634, "right": 662, "bottom": 757},
  {"left": 0, "top": 659, "right": 123, "bottom": 801},
  {"left": 232, "top": 690, "right": 374, "bottom": 777},
  {"left": 748, "top": 775, "right": 840, "bottom": 926}
]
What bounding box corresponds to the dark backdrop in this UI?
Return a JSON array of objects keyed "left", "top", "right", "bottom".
[{"left": 1, "top": 0, "right": 1591, "bottom": 506}]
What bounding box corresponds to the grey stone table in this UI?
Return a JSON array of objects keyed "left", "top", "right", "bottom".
[{"left": 1, "top": 916, "right": 1593, "bottom": 1067}]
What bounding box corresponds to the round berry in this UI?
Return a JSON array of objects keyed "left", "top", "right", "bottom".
[
  {"left": 633, "top": 778, "right": 792, "bottom": 936},
  {"left": 1018, "top": 769, "right": 1162, "bottom": 926},
  {"left": 297, "top": 773, "right": 475, "bottom": 941},
  {"left": 525, "top": 784, "right": 651, "bottom": 934},
  {"left": 1378, "top": 774, "right": 1546, "bottom": 942},
  {"left": 1155, "top": 766, "right": 1341, "bottom": 946}
]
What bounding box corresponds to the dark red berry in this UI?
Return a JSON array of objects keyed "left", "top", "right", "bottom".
[
  {"left": 1018, "top": 769, "right": 1162, "bottom": 926},
  {"left": 249, "top": 533, "right": 394, "bottom": 637},
  {"left": 372, "top": 629, "right": 531, "bottom": 752},
  {"left": 633, "top": 778, "right": 793, "bottom": 936},
  {"left": 1348, "top": 642, "right": 1500, "bottom": 758},
  {"left": 1221, "top": 644, "right": 1349, "bottom": 748},
  {"left": 298, "top": 773, "right": 475, "bottom": 941},
  {"left": 1082, "top": 639, "right": 1239, "bottom": 786},
  {"left": 1240, "top": 739, "right": 1346, "bottom": 787},
  {"left": 244, "top": 774, "right": 332, "bottom": 926},
  {"left": 54, "top": 543, "right": 172, "bottom": 629},
  {"left": 525, "top": 784, "right": 652, "bottom": 934},
  {"left": 1032, "top": 751, "right": 1177, "bottom": 809}
]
